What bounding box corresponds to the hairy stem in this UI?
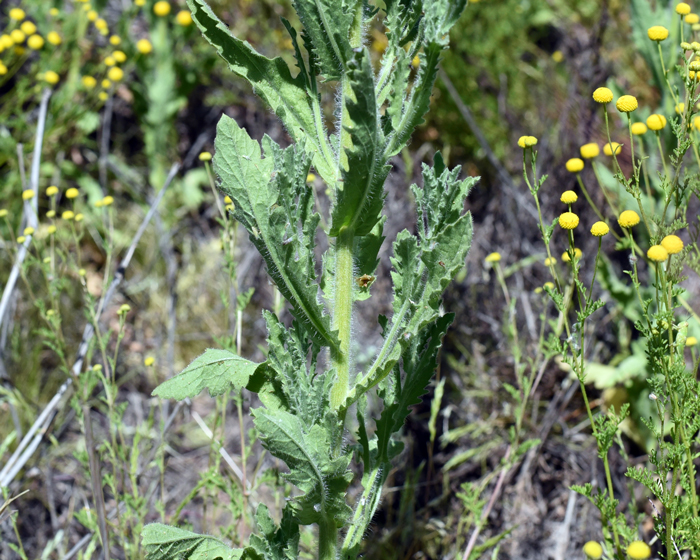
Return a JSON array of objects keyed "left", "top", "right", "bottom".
[{"left": 331, "top": 226, "right": 355, "bottom": 411}]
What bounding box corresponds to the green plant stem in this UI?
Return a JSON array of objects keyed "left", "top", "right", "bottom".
[
  {"left": 655, "top": 131, "right": 671, "bottom": 180},
  {"left": 318, "top": 517, "right": 338, "bottom": 560},
  {"left": 637, "top": 139, "right": 653, "bottom": 201},
  {"left": 658, "top": 42, "right": 680, "bottom": 105}
]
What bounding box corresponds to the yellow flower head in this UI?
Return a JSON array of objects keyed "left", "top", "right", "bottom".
[
  {"left": 580, "top": 143, "right": 600, "bottom": 159},
  {"left": 94, "top": 199, "right": 103, "bottom": 208},
  {"left": 23, "top": 227, "right": 35, "bottom": 236},
  {"left": 618, "top": 210, "right": 640, "bottom": 228},
  {"left": 565, "top": 158, "right": 584, "bottom": 172},
  {"left": 693, "top": 41, "right": 700, "bottom": 50},
  {"left": 485, "top": 252, "right": 501, "bottom": 263},
  {"left": 17, "top": 236, "right": 26, "bottom": 244},
  {"left": 45, "top": 70, "right": 60, "bottom": 85},
  {"left": 110, "top": 35, "right": 121, "bottom": 45},
  {"left": 144, "top": 356, "right": 156, "bottom": 367},
  {"left": 690, "top": 59, "right": 700, "bottom": 72},
  {"left": 10, "top": 30, "right": 26, "bottom": 44},
  {"left": 626, "top": 541, "right": 651, "bottom": 560},
  {"left": 616, "top": 95, "right": 638, "bottom": 113},
  {"left": 646, "top": 114, "right": 667, "bottom": 131},
  {"left": 560, "top": 190, "right": 578, "bottom": 204},
  {"left": 199, "top": 151, "right": 212, "bottom": 161},
  {"left": 592, "top": 87, "right": 613, "bottom": 103},
  {"left": 154, "top": 1, "right": 171, "bottom": 16},
  {"left": 176, "top": 10, "right": 193, "bottom": 26},
  {"left": 544, "top": 257, "right": 557, "bottom": 266},
  {"left": 590, "top": 221, "right": 610, "bottom": 237},
  {"left": 102, "top": 195, "right": 114, "bottom": 206},
  {"left": 22, "top": 190, "right": 35, "bottom": 200},
  {"left": 9, "top": 8, "right": 25, "bottom": 20},
  {"left": 82, "top": 75, "right": 97, "bottom": 89},
  {"left": 104, "top": 55, "right": 116, "bottom": 66},
  {"left": 562, "top": 248, "right": 582, "bottom": 262},
  {"left": 631, "top": 122, "right": 648, "bottom": 135},
  {"left": 108, "top": 67, "right": 124, "bottom": 82},
  {"left": 62, "top": 210, "right": 75, "bottom": 220},
  {"left": 87, "top": 10, "right": 98, "bottom": 21},
  {"left": 675, "top": 102, "right": 686, "bottom": 114},
  {"left": 225, "top": 204, "right": 234, "bottom": 211},
  {"left": 27, "top": 34, "right": 44, "bottom": 49},
  {"left": 135, "top": 0, "right": 146, "bottom": 5},
  {"left": 99, "top": 92, "right": 109, "bottom": 101},
  {"left": 75, "top": 213, "right": 84, "bottom": 222},
  {"left": 20, "top": 21, "right": 37, "bottom": 35},
  {"left": 647, "top": 245, "right": 669, "bottom": 262},
  {"left": 224, "top": 196, "right": 233, "bottom": 204},
  {"left": 66, "top": 187, "right": 79, "bottom": 199},
  {"left": 0, "top": 64, "right": 6, "bottom": 76},
  {"left": 677, "top": 2, "right": 692, "bottom": 15},
  {"left": 48, "top": 225, "right": 57, "bottom": 234},
  {"left": 0, "top": 35, "right": 13, "bottom": 49},
  {"left": 661, "top": 234, "right": 684, "bottom": 254},
  {"left": 95, "top": 18, "right": 108, "bottom": 31},
  {"left": 558, "top": 212, "right": 579, "bottom": 230},
  {"left": 648, "top": 25, "right": 669, "bottom": 41},
  {"left": 517, "top": 135, "right": 538, "bottom": 148},
  {"left": 686, "top": 13, "right": 700, "bottom": 23},
  {"left": 0, "top": 209, "right": 7, "bottom": 217},
  {"left": 694, "top": 116, "right": 700, "bottom": 131},
  {"left": 582, "top": 541, "right": 603, "bottom": 559},
  {"left": 46, "top": 185, "right": 59, "bottom": 196},
  {"left": 47, "top": 31, "right": 62, "bottom": 45},
  {"left": 113, "top": 50, "right": 126, "bottom": 63},
  {"left": 682, "top": 41, "right": 693, "bottom": 50},
  {"left": 686, "top": 336, "right": 698, "bottom": 346},
  {"left": 101, "top": 79, "right": 111, "bottom": 89},
  {"left": 603, "top": 141, "right": 622, "bottom": 156},
  {"left": 118, "top": 303, "right": 131, "bottom": 315},
  {"left": 136, "top": 38, "right": 153, "bottom": 54},
  {"left": 306, "top": 173, "right": 316, "bottom": 182}
]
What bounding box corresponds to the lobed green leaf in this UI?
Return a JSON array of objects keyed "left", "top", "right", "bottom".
[{"left": 142, "top": 523, "right": 262, "bottom": 560}]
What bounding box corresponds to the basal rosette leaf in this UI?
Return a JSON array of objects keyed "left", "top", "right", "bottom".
[
  {"left": 152, "top": 348, "right": 267, "bottom": 400},
  {"left": 142, "top": 523, "right": 262, "bottom": 560}
]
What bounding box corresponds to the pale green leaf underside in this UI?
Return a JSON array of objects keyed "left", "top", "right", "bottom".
[
  {"left": 142, "top": 523, "right": 260, "bottom": 560},
  {"left": 153, "top": 349, "right": 265, "bottom": 400}
]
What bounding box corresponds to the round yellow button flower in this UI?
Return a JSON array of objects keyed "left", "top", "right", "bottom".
[
  {"left": 9, "top": 8, "right": 25, "bottom": 20},
  {"left": 82, "top": 75, "right": 97, "bottom": 89},
  {"left": 0, "top": 209, "right": 7, "bottom": 217},
  {"left": 661, "top": 234, "right": 684, "bottom": 254},
  {"left": 618, "top": 210, "right": 640, "bottom": 228},
  {"left": 87, "top": 10, "right": 98, "bottom": 22},
  {"left": 46, "top": 210, "right": 56, "bottom": 218},
  {"left": 102, "top": 195, "right": 114, "bottom": 206},
  {"left": 46, "top": 185, "right": 59, "bottom": 196},
  {"left": 591, "top": 222, "right": 609, "bottom": 236},
  {"left": 108, "top": 67, "right": 124, "bottom": 82},
  {"left": 101, "top": 79, "right": 111, "bottom": 89},
  {"left": 686, "top": 13, "right": 700, "bottom": 24},
  {"left": 66, "top": 188, "right": 79, "bottom": 199},
  {"left": 647, "top": 114, "right": 667, "bottom": 131},
  {"left": 144, "top": 356, "right": 156, "bottom": 367},
  {"left": 517, "top": 135, "right": 538, "bottom": 148},
  {"left": 104, "top": 56, "right": 116, "bottom": 67},
  {"left": 48, "top": 225, "right": 57, "bottom": 234},
  {"left": 675, "top": 102, "right": 686, "bottom": 115},
  {"left": 199, "top": 151, "right": 213, "bottom": 161},
  {"left": 686, "top": 336, "right": 698, "bottom": 346},
  {"left": 648, "top": 25, "right": 669, "bottom": 41},
  {"left": 17, "top": 236, "right": 26, "bottom": 244},
  {"left": 20, "top": 21, "right": 37, "bottom": 35},
  {"left": 45, "top": 70, "right": 60, "bottom": 85},
  {"left": 110, "top": 35, "right": 121, "bottom": 45},
  {"left": 558, "top": 212, "right": 579, "bottom": 230},
  {"left": 27, "top": 34, "right": 44, "bottom": 50},
  {"left": 647, "top": 245, "right": 669, "bottom": 262},
  {"left": 135, "top": 0, "right": 146, "bottom": 6},
  {"left": 99, "top": 92, "right": 109, "bottom": 101},
  {"left": 0, "top": 63, "right": 6, "bottom": 76},
  {"left": 10, "top": 30, "right": 26, "bottom": 44},
  {"left": 631, "top": 122, "right": 648, "bottom": 135},
  {"left": 677, "top": 2, "right": 691, "bottom": 15},
  {"left": 582, "top": 541, "right": 603, "bottom": 559},
  {"left": 694, "top": 116, "right": 700, "bottom": 131},
  {"left": 580, "top": 143, "right": 600, "bottom": 159},
  {"left": 136, "top": 38, "right": 153, "bottom": 54},
  {"left": 47, "top": 31, "right": 62, "bottom": 45},
  {"left": 176, "top": 10, "right": 193, "bottom": 25},
  {"left": 62, "top": 210, "right": 75, "bottom": 220},
  {"left": 627, "top": 541, "right": 651, "bottom": 560},
  {"left": 23, "top": 227, "right": 35, "bottom": 236},
  {"left": 682, "top": 41, "right": 693, "bottom": 50},
  {"left": 562, "top": 248, "right": 582, "bottom": 262},
  {"left": 560, "top": 190, "right": 578, "bottom": 204},
  {"left": 616, "top": 95, "right": 638, "bottom": 113},
  {"left": 75, "top": 213, "right": 84, "bottom": 222},
  {"left": 0, "top": 35, "right": 13, "bottom": 49},
  {"left": 544, "top": 257, "right": 557, "bottom": 266},
  {"left": 113, "top": 50, "right": 126, "bottom": 63},
  {"left": 95, "top": 18, "right": 108, "bottom": 31},
  {"left": 485, "top": 252, "right": 501, "bottom": 263},
  {"left": 565, "top": 158, "right": 584, "bottom": 172},
  {"left": 154, "top": 1, "right": 171, "bottom": 16},
  {"left": 22, "top": 190, "right": 35, "bottom": 200},
  {"left": 592, "top": 87, "right": 613, "bottom": 103},
  {"left": 603, "top": 141, "right": 622, "bottom": 156}
]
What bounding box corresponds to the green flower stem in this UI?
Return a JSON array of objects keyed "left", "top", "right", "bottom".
[
  {"left": 591, "top": 161, "right": 620, "bottom": 218},
  {"left": 658, "top": 42, "right": 680, "bottom": 105},
  {"left": 576, "top": 173, "right": 606, "bottom": 222},
  {"left": 637, "top": 138, "right": 653, "bottom": 200},
  {"left": 655, "top": 131, "right": 671, "bottom": 179}
]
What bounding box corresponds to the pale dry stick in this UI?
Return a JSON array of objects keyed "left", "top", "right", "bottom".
[
  {"left": 0, "top": 163, "right": 180, "bottom": 488},
  {"left": 0, "top": 89, "right": 50, "bottom": 331},
  {"left": 16, "top": 144, "right": 26, "bottom": 191}
]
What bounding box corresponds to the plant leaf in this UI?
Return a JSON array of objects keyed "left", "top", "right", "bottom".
[
  {"left": 142, "top": 523, "right": 262, "bottom": 560},
  {"left": 153, "top": 349, "right": 267, "bottom": 400},
  {"left": 249, "top": 505, "right": 300, "bottom": 560}
]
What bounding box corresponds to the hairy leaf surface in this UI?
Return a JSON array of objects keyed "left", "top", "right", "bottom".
[
  {"left": 249, "top": 505, "right": 300, "bottom": 560},
  {"left": 142, "top": 524, "right": 261, "bottom": 560}
]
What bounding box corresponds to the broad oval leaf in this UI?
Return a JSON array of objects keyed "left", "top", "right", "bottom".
[{"left": 142, "top": 523, "right": 262, "bottom": 560}]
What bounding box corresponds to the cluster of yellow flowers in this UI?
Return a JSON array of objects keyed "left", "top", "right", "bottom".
[{"left": 1, "top": 7, "right": 63, "bottom": 77}]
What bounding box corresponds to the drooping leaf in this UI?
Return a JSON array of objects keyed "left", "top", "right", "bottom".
[
  {"left": 187, "top": 0, "right": 335, "bottom": 182},
  {"left": 152, "top": 349, "right": 267, "bottom": 400},
  {"left": 214, "top": 115, "right": 339, "bottom": 351},
  {"left": 142, "top": 524, "right": 262, "bottom": 560}
]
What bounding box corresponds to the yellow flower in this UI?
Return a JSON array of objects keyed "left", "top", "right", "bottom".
[
  {"left": 144, "top": 356, "right": 156, "bottom": 366},
  {"left": 87, "top": 10, "right": 98, "bottom": 22},
  {"left": 603, "top": 141, "right": 622, "bottom": 156},
  {"left": 176, "top": 10, "right": 193, "bottom": 25},
  {"left": 661, "top": 234, "right": 684, "bottom": 254},
  {"left": 102, "top": 79, "right": 111, "bottom": 88},
  {"left": 690, "top": 59, "right": 700, "bottom": 72},
  {"left": 75, "top": 213, "right": 84, "bottom": 222},
  {"left": 66, "top": 188, "right": 79, "bottom": 199},
  {"left": 677, "top": 2, "right": 691, "bottom": 15},
  {"left": 590, "top": 221, "right": 609, "bottom": 237},
  {"left": 94, "top": 199, "right": 104, "bottom": 208},
  {"left": 135, "top": 0, "right": 146, "bottom": 5},
  {"left": 110, "top": 35, "right": 121, "bottom": 45},
  {"left": 102, "top": 195, "right": 114, "bottom": 206},
  {"left": 50, "top": 8, "right": 59, "bottom": 16},
  {"left": 47, "top": 185, "right": 59, "bottom": 196},
  {"left": 46, "top": 210, "right": 56, "bottom": 218},
  {"left": 558, "top": 212, "right": 579, "bottom": 230},
  {"left": 544, "top": 281, "right": 554, "bottom": 289},
  {"left": 562, "top": 248, "right": 582, "bottom": 262},
  {"left": 47, "top": 31, "right": 62, "bottom": 45},
  {"left": 10, "top": 30, "right": 26, "bottom": 44},
  {"left": 99, "top": 92, "right": 109, "bottom": 101},
  {"left": 22, "top": 190, "right": 35, "bottom": 200},
  {"left": 306, "top": 173, "right": 316, "bottom": 182},
  {"left": 551, "top": 50, "right": 563, "bottom": 62},
  {"left": 560, "top": 191, "right": 578, "bottom": 204},
  {"left": 618, "top": 210, "right": 640, "bottom": 228},
  {"left": 631, "top": 122, "right": 648, "bottom": 135},
  {"left": 675, "top": 102, "right": 686, "bottom": 114},
  {"left": 17, "top": 236, "right": 26, "bottom": 244},
  {"left": 199, "top": 151, "right": 212, "bottom": 161},
  {"left": 580, "top": 143, "right": 600, "bottom": 159},
  {"left": 616, "top": 95, "right": 638, "bottom": 113},
  {"left": 686, "top": 336, "right": 698, "bottom": 346},
  {"left": 565, "top": 158, "right": 584, "bottom": 172},
  {"left": 225, "top": 204, "right": 234, "bottom": 211},
  {"left": 118, "top": 303, "right": 131, "bottom": 315},
  {"left": 0, "top": 209, "right": 7, "bottom": 217},
  {"left": 79, "top": 268, "right": 87, "bottom": 277},
  {"left": 0, "top": 35, "right": 13, "bottom": 49},
  {"left": 45, "top": 70, "right": 60, "bottom": 84},
  {"left": 136, "top": 38, "right": 153, "bottom": 54},
  {"left": 9, "top": 8, "right": 26, "bottom": 20},
  {"left": 693, "top": 41, "right": 700, "bottom": 50},
  {"left": 627, "top": 541, "right": 651, "bottom": 560},
  {"left": 646, "top": 114, "right": 667, "bottom": 131},
  {"left": 592, "top": 87, "right": 613, "bottom": 103},
  {"left": 0, "top": 64, "right": 6, "bottom": 76},
  {"left": 82, "top": 75, "right": 97, "bottom": 89},
  {"left": 694, "top": 116, "right": 700, "bottom": 131},
  {"left": 485, "top": 252, "right": 501, "bottom": 263},
  {"left": 544, "top": 257, "right": 557, "bottom": 266},
  {"left": 27, "top": 34, "right": 44, "bottom": 50},
  {"left": 517, "top": 136, "right": 538, "bottom": 148},
  {"left": 95, "top": 18, "right": 108, "bottom": 31},
  {"left": 224, "top": 196, "right": 233, "bottom": 204},
  {"left": 62, "top": 210, "right": 75, "bottom": 220},
  {"left": 23, "top": 227, "right": 35, "bottom": 236},
  {"left": 113, "top": 50, "right": 126, "bottom": 63},
  {"left": 412, "top": 55, "right": 420, "bottom": 68},
  {"left": 648, "top": 25, "right": 669, "bottom": 41},
  {"left": 48, "top": 225, "right": 57, "bottom": 234},
  {"left": 104, "top": 55, "right": 116, "bottom": 66},
  {"left": 647, "top": 245, "right": 669, "bottom": 262},
  {"left": 20, "top": 21, "right": 37, "bottom": 36},
  {"left": 682, "top": 41, "right": 692, "bottom": 50},
  {"left": 154, "top": 1, "right": 171, "bottom": 16},
  {"left": 582, "top": 541, "right": 603, "bottom": 559},
  {"left": 108, "top": 67, "right": 124, "bottom": 81},
  {"left": 686, "top": 13, "right": 700, "bottom": 24}
]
